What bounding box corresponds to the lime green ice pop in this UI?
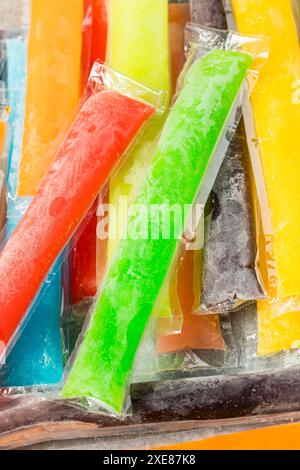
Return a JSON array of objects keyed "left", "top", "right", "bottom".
[
  {"left": 62, "top": 50, "right": 252, "bottom": 413},
  {"left": 106, "top": 0, "right": 169, "bottom": 258},
  {"left": 105, "top": 0, "right": 172, "bottom": 326}
]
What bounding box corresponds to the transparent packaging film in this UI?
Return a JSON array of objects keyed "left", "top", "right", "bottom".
[
  {"left": 225, "top": 0, "right": 300, "bottom": 317},
  {"left": 188, "top": 1, "right": 265, "bottom": 313}
]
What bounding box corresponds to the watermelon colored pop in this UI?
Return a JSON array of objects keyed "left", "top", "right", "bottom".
[
  {"left": 62, "top": 50, "right": 252, "bottom": 414},
  {"left": 0, "top": 87, "right": 154, "bottom": 353}
]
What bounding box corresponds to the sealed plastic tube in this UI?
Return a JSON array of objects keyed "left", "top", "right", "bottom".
[
  {"left": 62, "top": 46, "right": 255, "bottom": 414},
  {"left": 0, "top": 63, "right": 156, "bottom": 359},
  {"left": 106, "top": 0, "right": 170, "bottom": 258},
  {"left": 155, "top": 2, "right": 225, "bottom": 364},
  {"left": 228, "top": 0, "right": 300, "bottom": 316},
  {"left": 90, "top": 0, "right": 107, "bottom": 71},
  {"left": 70, "top": 0, "right": 107, "bottom": 305},
  {"left": 2, "top": 34, "right": 64, "bottom": 387},
  {"left": 186, "top": 17, "right": 265, "bottom": 313},
  {"left": 201, "top": 122, "right": 264, "bottom": 311},
  {"left": 17, "top": 0, "right": 83, "bottom": 197},
  {"left": 104, "top": 0, "right": 172, "bottom": 333}
]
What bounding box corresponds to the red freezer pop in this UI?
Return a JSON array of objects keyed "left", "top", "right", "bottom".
[
  {"left": 71, "top": 0, "right": 108, "bottom": 304},
  {"left": 0, "top": 90, "right": 154, "bottom": 348},
  {"left": 91, "top": 0, "right": 107, "bottom": 68}
]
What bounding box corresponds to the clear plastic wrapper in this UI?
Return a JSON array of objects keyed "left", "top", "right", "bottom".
[
  {"left": 0, "top": 62, "right": 159, "bottom": 377},
  {"left": 105, "top": 0, "right": 170, "bottom": 258},
  {"left": 201, "top": 121, "right": 265, "bottom": 312},
  {"left": 188, "top": 2, "right": 265, "bottom": 313},
  {"left": 62, "top": 30, "right": 266, "bottom": 415},
  {"left": 225, "top": 0, "right": 300, "bottom": 317},
  {"left": 69, "top": 0, "right": 107, "bottom": 307},
  {"left": 105, "top": 0, "right": 175, "bottom": 336}
]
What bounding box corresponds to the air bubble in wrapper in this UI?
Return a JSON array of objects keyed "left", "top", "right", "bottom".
[
  {"left": 0, "top": 61, "right": 160, "bottom": 397},
  {"left": 61, "top": 28, "right": 268, "bottom": 416}
]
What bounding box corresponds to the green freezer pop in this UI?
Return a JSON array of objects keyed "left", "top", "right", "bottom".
[{"left": 62, "top": 50, "right": 252, "bottom": 413}]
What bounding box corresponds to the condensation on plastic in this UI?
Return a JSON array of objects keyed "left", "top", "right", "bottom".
[
  {"left": 188, "top": 1, "right": 265, "bottom": 314},
  {"left": 0, "top": 63, "right": 162, "bottom": 373},
  {"left": 225, "top": 0, "right": 300, "bottom": 318},
  {"left": 60, "top": 33, "right": 266, "bottom": 416}
]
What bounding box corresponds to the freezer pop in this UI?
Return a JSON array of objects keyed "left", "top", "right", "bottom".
[
  {"left": 106, "top": 0, "right": 170, "bottom": 259},
  {"left": 70, "top": 0, "right": 108, "bottom": 304},
  {"left": 189, "top": 3, "right": 263, "bottom": 312},
  {"left": 232, "top": 0, "right": 300, "bottom": 350},
  {"left": 17, "top": 0, "right": 83, "bottom": 197},
  {"left": 232, "top": 0, "right": 300, "bottom": 308}
]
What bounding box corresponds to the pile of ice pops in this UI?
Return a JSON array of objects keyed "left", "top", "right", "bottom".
[{"left": 0, "top": 0, "right": 300, "bottom": 416}]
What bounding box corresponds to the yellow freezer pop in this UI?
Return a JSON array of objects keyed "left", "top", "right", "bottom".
[
  {"left": 232, "top": 0, "right": 300, "bottom": 353},
  {"left": 17, "top": 0, "right": 83, "bottom": 196},
  {"left": 232, "top": 0, "right": 300, "bottom": 305},
  {"left": 257, "top": 301, "right": 300, "bottom": 355},
  {"left": 106, "top": 0, "right": 170, "bottom": 258}
]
